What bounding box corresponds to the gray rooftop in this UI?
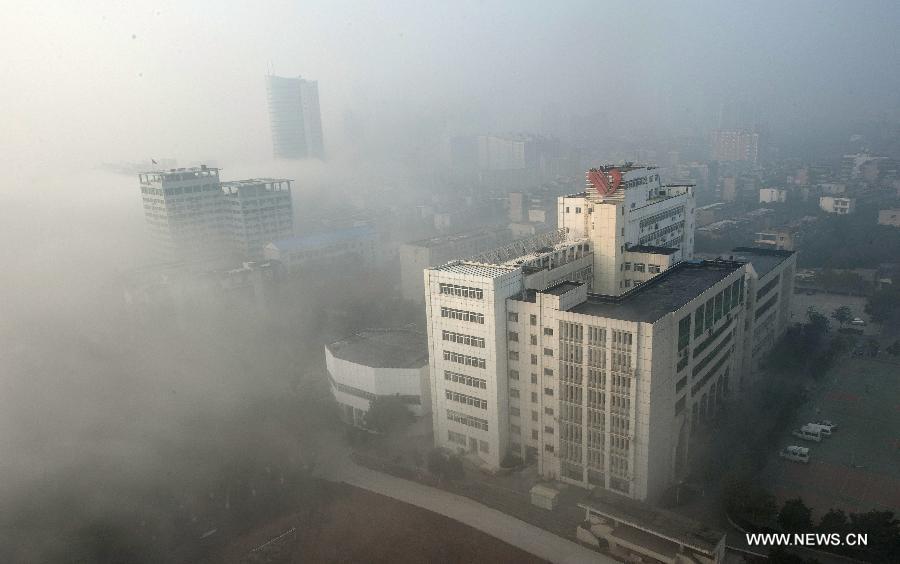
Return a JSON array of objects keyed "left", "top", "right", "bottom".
[
  {"left": 730, "top": 247, "right": 795, "bottom": 278},
  {"left": 326, "top": 329, "right": 428, "bottom": 369},
  {"left": 569, "top": 260, "right": 745, "bottom": 323},
  {"left": 436, "top": 261, "right": 516, "bottom": 278},
  {"left": 627, "top": 245, "right": 679, "bottom": 256}
]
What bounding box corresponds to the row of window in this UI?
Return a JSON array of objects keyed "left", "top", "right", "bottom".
[
  {"left": 442, "top": 330, "right": 485, "bottom": 348},
  {"left": 439, "top": 283, "right": 483, "bottom": 300},
  {"left": 444, "top": 370, "right": 487, "bottom": 389},
  {"left": 445, "top": 389, "right": 488, "bottom": 410},
  {"left": 443, "top": 350, "right": 486, "bottom": 369},
  {"left": 441, "top": 307, "right": 484, "bottom": 324},
  {"left": 639, "top": 220, "right": 684, "bottom": 245},
  {"left": 622, "top": 262, "right": 660, "bottom": 273},
  {"left": 639, "top": 204, "right": 684, "bottom": 229},
  {"left": 447, "top": 409, "right": 488, "bottom": 431}
]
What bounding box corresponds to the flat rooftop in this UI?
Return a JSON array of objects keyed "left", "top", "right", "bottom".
[
  {"left": 627, "top": 245, "right": 679, "bottom": 256},
  {"left": 435, "top": 261, "right": 517, "bottom": 278},
  {"left": 581, "top": 489, "right": 725, "bottom": 555},
  {"left": 544, "top": 281, "right": 582, "bottom": 296},
  {"left": 569, "top": 260, "right": 744, "bottom": 323},
  {"left": 326, "top": 329, "right": 428, "bottom": 369},
  {"left": 730, "top": 246, "right": 795, "bottom": 278}
]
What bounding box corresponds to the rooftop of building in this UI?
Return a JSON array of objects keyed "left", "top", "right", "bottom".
[
  {"left": 544, "top": 280, "right": 582, "bottom": 296},
  {"left": 730, "top": 246, "right": 795, "bottom": 278},
  {"left": 326, "top": 329, "right": 428, "bottom": 369},
  {"left": 567, "top": 260, "right": 745, "bottom": 322},
  {"left": 434, "top": 261, "right": 517, "bottom": 278},
  {"left": 138, "top": 165, "right": 219, "bottom": 178},
  {"left": 626, "top": 245, "right": 679, "bottom": 256},
  {"left": 268, "top": 225, "right": 375, "bottom": 252},
  {"left": 407, "top": 226, "right": 509, "bottom": 249},
  {"left": 580, "top": 489, "right": 725, "bottom": 555},
  {"left": 220, "top": 178, "right": 292, "bottom": 187}
]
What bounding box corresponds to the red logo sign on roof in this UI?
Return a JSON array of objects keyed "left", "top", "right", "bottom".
[{"left": 588, "top": 168, "right": 622, "bottom": 196}]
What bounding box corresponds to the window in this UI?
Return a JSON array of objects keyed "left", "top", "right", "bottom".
[
  {"left": 625, "top": 279, "right": 632, "bottom": 287},
  {"left": 510, "top": 407, "right": 520, "bottom": 417},
  {"left": 510, "top": 423, "right": 521, "bottom": 433},
  {"left": 531, "top": 392, "right": 538, "bottom": 403},
  {"left": 544, "top": 426, "right": 554, "bottom": 434},
  {"left": 444, "top": 350, "right": 486, "bottom": 368},
  {"left": 624, "top": 262, "right": 632, "bottom": 271},
  {"left": 678, "top": 315, "right": 691, "bottom": 351},
  {"left": 508, "top": 312, "right": 519, "bottom": 322},
  {"left": 543, "top": 367, "right": 554, "bottom": 376},
  {"left": 634, "top": 263, "right": 645, "bottom": 273},
  {"left": 441, "top": 307, "right": 484, "bottom": 324},
  {"left": 543, "top": 347, "right": 553, "bottom": 357},
  {"left": 439, "top": 283, "right": 483, "bottom": 300},
  {"left": 448, "top": 430, "right": 467, "bottom": 445},
  {"left": 544, "top": 387, "right": 554, "bottom": 396},
  {"left": 543, "top": 328, "right": 554, "bottom": 336},
  {"left": 544, "top": 444, "right": 555, "bottom": 453},
  {"left": 445, "top": 389, "right": 488, "bottom": 409},
  {"left": 694, "top": 305, "right": 705, "bottom": 338},
  {"left": 508, "top": 350, "right": 519, "bottom": 361},
  {"left": 531, "top": 354, "right": 538, "bottom": 365},
  {"left": 649, "top": 264, "right": 661, "bottom": 273},
  {"left": 509, "top": 369, "right": 519, "bottom": 380},
  {"left": 508, "top": 331, "right": 519, "bottom": 342},
  {"left": 529, "top": 314, "right": 537, "bottom": 326},
  {"left": 530, "top": 373, "right": 538, "bottom": 384},
  {"left": 531, "top": 411, "right": 539, "bottom": 421},
  {"left": 446, "top": 409, "right": 488, "bottom": 431},
  {"left": 532, "top": 430, "right": 539, "bottom": 439},
  {"left": 443, "top": 330, "right": 485, "bottom": 348},
  {"left": 544, "top": 407, "right": 554, "bottom": 415},
  {"left": 444, "top": 370, "right": 487, "bottom": 389},
  {"left": 530, "top": 334, "right": 538, "bottom": 345},
  {"left": 509, "top": 388, "right": 520, "bottom": 398}
]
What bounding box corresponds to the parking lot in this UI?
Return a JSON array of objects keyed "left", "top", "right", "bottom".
[
  {"left": 789, "top": 291, "right": 871, "bottom": 330},
  {"left": 760, "top": 354, "right": 900, "bottom": 517}
]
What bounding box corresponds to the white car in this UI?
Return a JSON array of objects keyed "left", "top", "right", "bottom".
[
  {"left": 792, "top": 426, "right": 822, "bottom": 442},
  {"left": 850, "top": 317, "right": 866, "bottom": 326},
  {"left": 811, "top": 419, "right": 837, "bottom": 431},
  {"left": 806, "top": 423, "right": 832, "bottom": 437},
  {"left": 780, "top": 446, "right": 810, "bottom": 463}
]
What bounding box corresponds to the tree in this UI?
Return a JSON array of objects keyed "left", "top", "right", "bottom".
[
  {"left": 364, "top": 395, "right": 412, "bottom": 433},
  {"left": 778, "top": 497, "right": 813, "bottom": 532},
  {"left": 807, "top": 307, "right": 831, "bottom": 334},
  {"left": 724, "top": 478, "right": 777, "bottom": 526},
  {"left": 818, "top": 508, "right": 849, "bottom": 536},
  {"left": 427, "top": 449, "right": 464, "bottom": 481},
  {"left": 830, "top": 306, "right": 853, "bottom": 328},
  {"left": 866, "top": 286, "right": 900, "bottom": 326},
  {"left": 848, "top": 510, "right": 900, "bottom": 562}
]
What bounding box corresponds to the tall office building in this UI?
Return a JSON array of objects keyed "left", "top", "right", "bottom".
[
  {"left": 139, "top": 167, "right": 293, "bottom": 262},
  {"left": 424, "top": 165, "right": 795, "bottom": 502},
  {"left": 710, "top": 130, "right": 759, "bottom": 163},
  {"left": 266, "top": 74, "right": 325, "bottom": 160}
]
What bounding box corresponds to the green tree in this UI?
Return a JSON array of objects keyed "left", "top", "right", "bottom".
[
  {"left": 818, "top": 508, "right": 849, "bottom": 535},
  {"left": 364, "top": 395, "right": 412, "bottom": 433},
  {"left": 724, "top": 478, "right": 777, "bottom": 526},
  {"left": 778, "top": 497, "right": 813, "bottom": 532},
  {"left": 830, "top": 306, "right": 853, "bottom": 328},
  {"left": 848, "top": 510, "right": 900, "bottom": 562},
  {"left": 866, "top": 286, "right": 900, "bottom": 326}
]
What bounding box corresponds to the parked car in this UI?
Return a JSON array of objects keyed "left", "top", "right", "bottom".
[
  {"left": 811, "top": 419, "right": 837, "bottom": 431},
  {"left": 850, "top": 317, "right": 866, "bottom": 326},
  {"left": 780, "top": 445, "right": 810, "bottom": 463},
  {"left": 806, "top": 423, "right": 832, "bottom": 437},
  {"left": 792, "top": 425, "right": 822, "bottom": 442}
]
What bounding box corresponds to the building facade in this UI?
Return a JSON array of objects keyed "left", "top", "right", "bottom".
[
  {"left": 424, "top": 165, "right": 795, "bottom": 502},
  {"left": 266, "top": 74, "right": 325, "bottom": 159},
  {"left": 819, "top": 196, "right": 855, "bottom": 215},
  {"left": 710, "top": 130, "right": 759, "bottom": 163},
  {"left": 138, "top": 167, "right": 293, "bottom": 262},
  {"left": 325, "top": 329, "right": 430, "bottom": 427}
]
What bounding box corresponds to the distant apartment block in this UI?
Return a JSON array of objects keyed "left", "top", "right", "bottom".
[
  {"left": 326, "top": 329, "right": 430, "bottom": 427},
  {"left": 819, "top": 196, "right": 855, "bottom": 215},
  {"left": 758, "top": 187, "right": 786, "bottom": 203},
  {"left": 266, "top": 74, "right": 325, "bottom": 159},
  {"left": 264, "top": 225, "right": 378, "bottom": 275},
  {"left": 424, "top": 165, "right": 796, "bottom": 502},
  {"left": 138, "top": 166, "right": 293, "bottom": 262},
  {"left": 710, "top": 130, "right": 758, "bottom": 164},
  {"left": 753, "top": 229, "right": 795, "bottom": 251}
]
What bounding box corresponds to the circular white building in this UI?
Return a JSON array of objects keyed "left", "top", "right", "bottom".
[{"left": 325, "top": 329, "right": 430, "bottom": 427}]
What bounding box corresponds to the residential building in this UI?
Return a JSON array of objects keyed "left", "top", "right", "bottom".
[
  {"left": 138, "top": 166, "right": 294, "bottom": 262},
  {"left": 221, "top": 179, "right": 294, "bottom": 259},
  {"left": 878, "top": 209, "right": 900, "bottom": 227},
  {"left": 266, "top": 74, "right": 325, "bottom": 159},
  {"left": 759, "top": 187, "right": 787, "bottom": 204},
  {"left": 710, "top": 130, "right": 759, "bottom": 163},
  {"left": 819, "top": 196, "right": 856, "bottom": 215},
  {"left": 753, "top": 229, "right": 795, "bottom": 251},
  {"left": 325, "top": 329, "right": 430, "bottom": 427},
  {"left": 424, "top": 165, "right": 795, "bottom": 502}
]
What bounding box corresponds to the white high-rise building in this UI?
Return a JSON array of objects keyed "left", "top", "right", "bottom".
[
  {"left": 266, "top": 74, "right": 325, "bottom": 160},
  {"left": 138, "top": 167, "right": 293, "bottom": 262},
  {"left": 424, "top": 165, "right": 795, "bottom": 502}
]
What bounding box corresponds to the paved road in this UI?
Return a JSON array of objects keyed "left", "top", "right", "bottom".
[{"left": 318, "top": 446, "right": 614, "bottom": 564}]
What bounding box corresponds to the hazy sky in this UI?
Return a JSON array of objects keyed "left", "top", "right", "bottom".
[{"left": 2, "top": 0, "right": 899, "bottom": 167}]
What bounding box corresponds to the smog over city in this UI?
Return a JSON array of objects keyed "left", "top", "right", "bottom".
[{"left": 2, "top": 2, "right": 900, "bottom": 563}]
